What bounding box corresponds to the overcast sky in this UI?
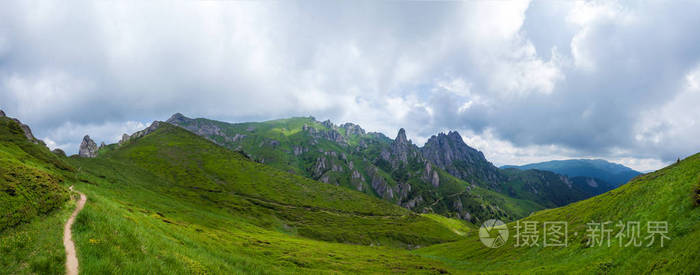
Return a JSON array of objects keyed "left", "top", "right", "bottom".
[{"left": 2, "top": 1, "right": 700, "bottom": 171}]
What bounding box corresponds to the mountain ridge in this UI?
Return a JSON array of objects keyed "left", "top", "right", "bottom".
[
  {"left": 164, "top": 113, "right": 618, "bottom": 222},
  {"left": 502, "top": 158, "right": 642, "bottom": 187}
]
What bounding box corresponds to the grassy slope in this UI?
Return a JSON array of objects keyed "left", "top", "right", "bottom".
[
  {"left": 65, "top": 123, "right": 468, "bottom": 273},
  {"left": 0, "top": 116, "right": 73, "bottom": 274},
  {"left": 416, "top": 153, "right": 700, "bottom": 274},
  {"left": 0, "top": 117, "right": 70, "bottom": 231}
]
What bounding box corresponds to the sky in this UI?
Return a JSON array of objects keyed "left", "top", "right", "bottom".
[{"left": 2, "top": 0, "right": 700, "bottom": 171}]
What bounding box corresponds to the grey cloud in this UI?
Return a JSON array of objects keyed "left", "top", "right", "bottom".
[{"left": 0, "top": 0, "right": 699, "bottom": 165}]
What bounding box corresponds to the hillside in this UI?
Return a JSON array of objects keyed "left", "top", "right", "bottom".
[
  {"left": 0, "top": 113, "right": 74, "bottom": 274},
  {"left": 2, "top": 110, "right": 698, "bottom": 274},
  {"left": 166, "top": 113, "right": 617, "bottom": 222},
  {"left": 416, "top": 154, "right": 700, "bottom": 273},
  {"left": 503, "top": 159, "right": 642, "bottom": 187},
  {"left": 166, "top": 114, "right": 524, "bottom": 222},
  {"left": 60, "top": 122, "right": 480, "bottom": 273}
]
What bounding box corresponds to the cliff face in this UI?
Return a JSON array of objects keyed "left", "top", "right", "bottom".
[{"left": 422, "top": 131, "right": 503, "bottom": 187}]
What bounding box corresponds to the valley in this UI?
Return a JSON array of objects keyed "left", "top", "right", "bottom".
[{"left": 2, "top": 111, "right": 697, "bottom": 274}]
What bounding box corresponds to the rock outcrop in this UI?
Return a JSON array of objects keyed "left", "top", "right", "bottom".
[
  {"left": 422, "top": 131, "right": 502, "bottom": 187},
  {"left": 119, "top": 133, "right": 130, "bottom": 145},
  {"left": 167, "top": 113, "right": 242, "bottom": 144},
  {"left": 1, "top": 110, "right": 41, "bottom": 144},
  {"left": 166, "top": 113, "right": 190, "bottom": 125},
  {"left": 340, "top": 122, "right": 365, "bottom": 136},
  {"left": 302, "top": 123, "right": 347, "bottom": 144},
  {"left": 385, "top": 128, "right": 423, "bottom": 169},
  {"left": 130, "top": 121, "right": 162, "bottom": 140},
  {"left": 17, "top": 121, "right": 39, "bottom": 144},
  {"left": 79, "top": 135, "right": 98, "bottom": 158}
]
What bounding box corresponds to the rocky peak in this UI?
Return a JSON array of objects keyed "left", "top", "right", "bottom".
[
  {"left": 447, "top": 131, "right": 462, "bottom": 141},
  {"left": 0, "top": 110, "right": 5, "bottom": 117},
  {"left": 395, "top": 128, "right": 409, "bottom": 145},
  {"left": 340, "top": 122, "right": 366, "bottom": 136},
  {"left": 321, "top": 119, "right": 334, "bottom": 129},
  {"left": 385, "top": 128, "right": 422, "bottom": 168},
  {"left": 422, "top": 130, "right": 502, "bottom": 186},
  {"left": 79, "top": 135, "right": 98, "bottom": 158},
  {"left": 166, "top": 113, "right": 191, "bottom": 125}
]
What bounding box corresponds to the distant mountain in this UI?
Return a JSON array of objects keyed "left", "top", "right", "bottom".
[
  {"left": 419, "top": 130, "right": 605, "bottom": 208},
  {"left": 501, "top": 159, "right": 641, "bottom": 187}
]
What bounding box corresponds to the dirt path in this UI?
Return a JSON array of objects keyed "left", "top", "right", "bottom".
[{"left": 64, "top": 186, "right": 86, "bottom": 275}]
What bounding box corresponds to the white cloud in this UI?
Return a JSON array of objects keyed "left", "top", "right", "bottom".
[{"left": 43, "top": 120, "right": 147, "bottom": 154}]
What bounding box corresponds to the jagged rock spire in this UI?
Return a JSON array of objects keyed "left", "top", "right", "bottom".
[
  {"left": 395, "top": 128, "right": 408, "bottom": 144},
  {"left": 79, "top": 135, "right": 98, "bottom": 158}
]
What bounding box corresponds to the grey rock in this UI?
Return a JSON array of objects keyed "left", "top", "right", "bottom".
[
  {"left": 119, "top": 133, "right": 130, "bottom": 145},
  {"left": 402, "top": 195, "right": 423, "bottom": 209},
  {"left": 0, "top": 110, "right": 5, "bottom": 117},
  {"left": 166, "top": 113, "right": 190, "bottom": 125},
  {"left": 7, "top": 116, "right": 40, "bottom": 144},
  {"left": 340, "top": 122, "right": 365, "bottom": 136},
  {"left": 79, "top": 135, "right": 98, "bottom": 158},
  {"left": 231, "top": 134, "right": 246, "bottom": 142},
  {"left": 321, "top": 119, "right": 334, "bottom": 129},
  {"left": 431, "top": 171, "right": 440, "bottom": 187},
  {"left": 131, "top": 121, "right": 163, "bottom": 140},
  {"left": 10, "top": 118, "right": 40, "bottom": 144},
  {"left": 312, "top": 156, "right": 328, "bottom": 177},
  {"left": 303, "top": 122, "right": 347, "bottom": 144},
  {"left": 422, "top": 131, "right": 503, "bottom": 187},
  {"left": 369, "top": 167, "right": 394, "bottom": 200},
  {"left": 395, "top": 128, "right": 408, "bottom": 145}
]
